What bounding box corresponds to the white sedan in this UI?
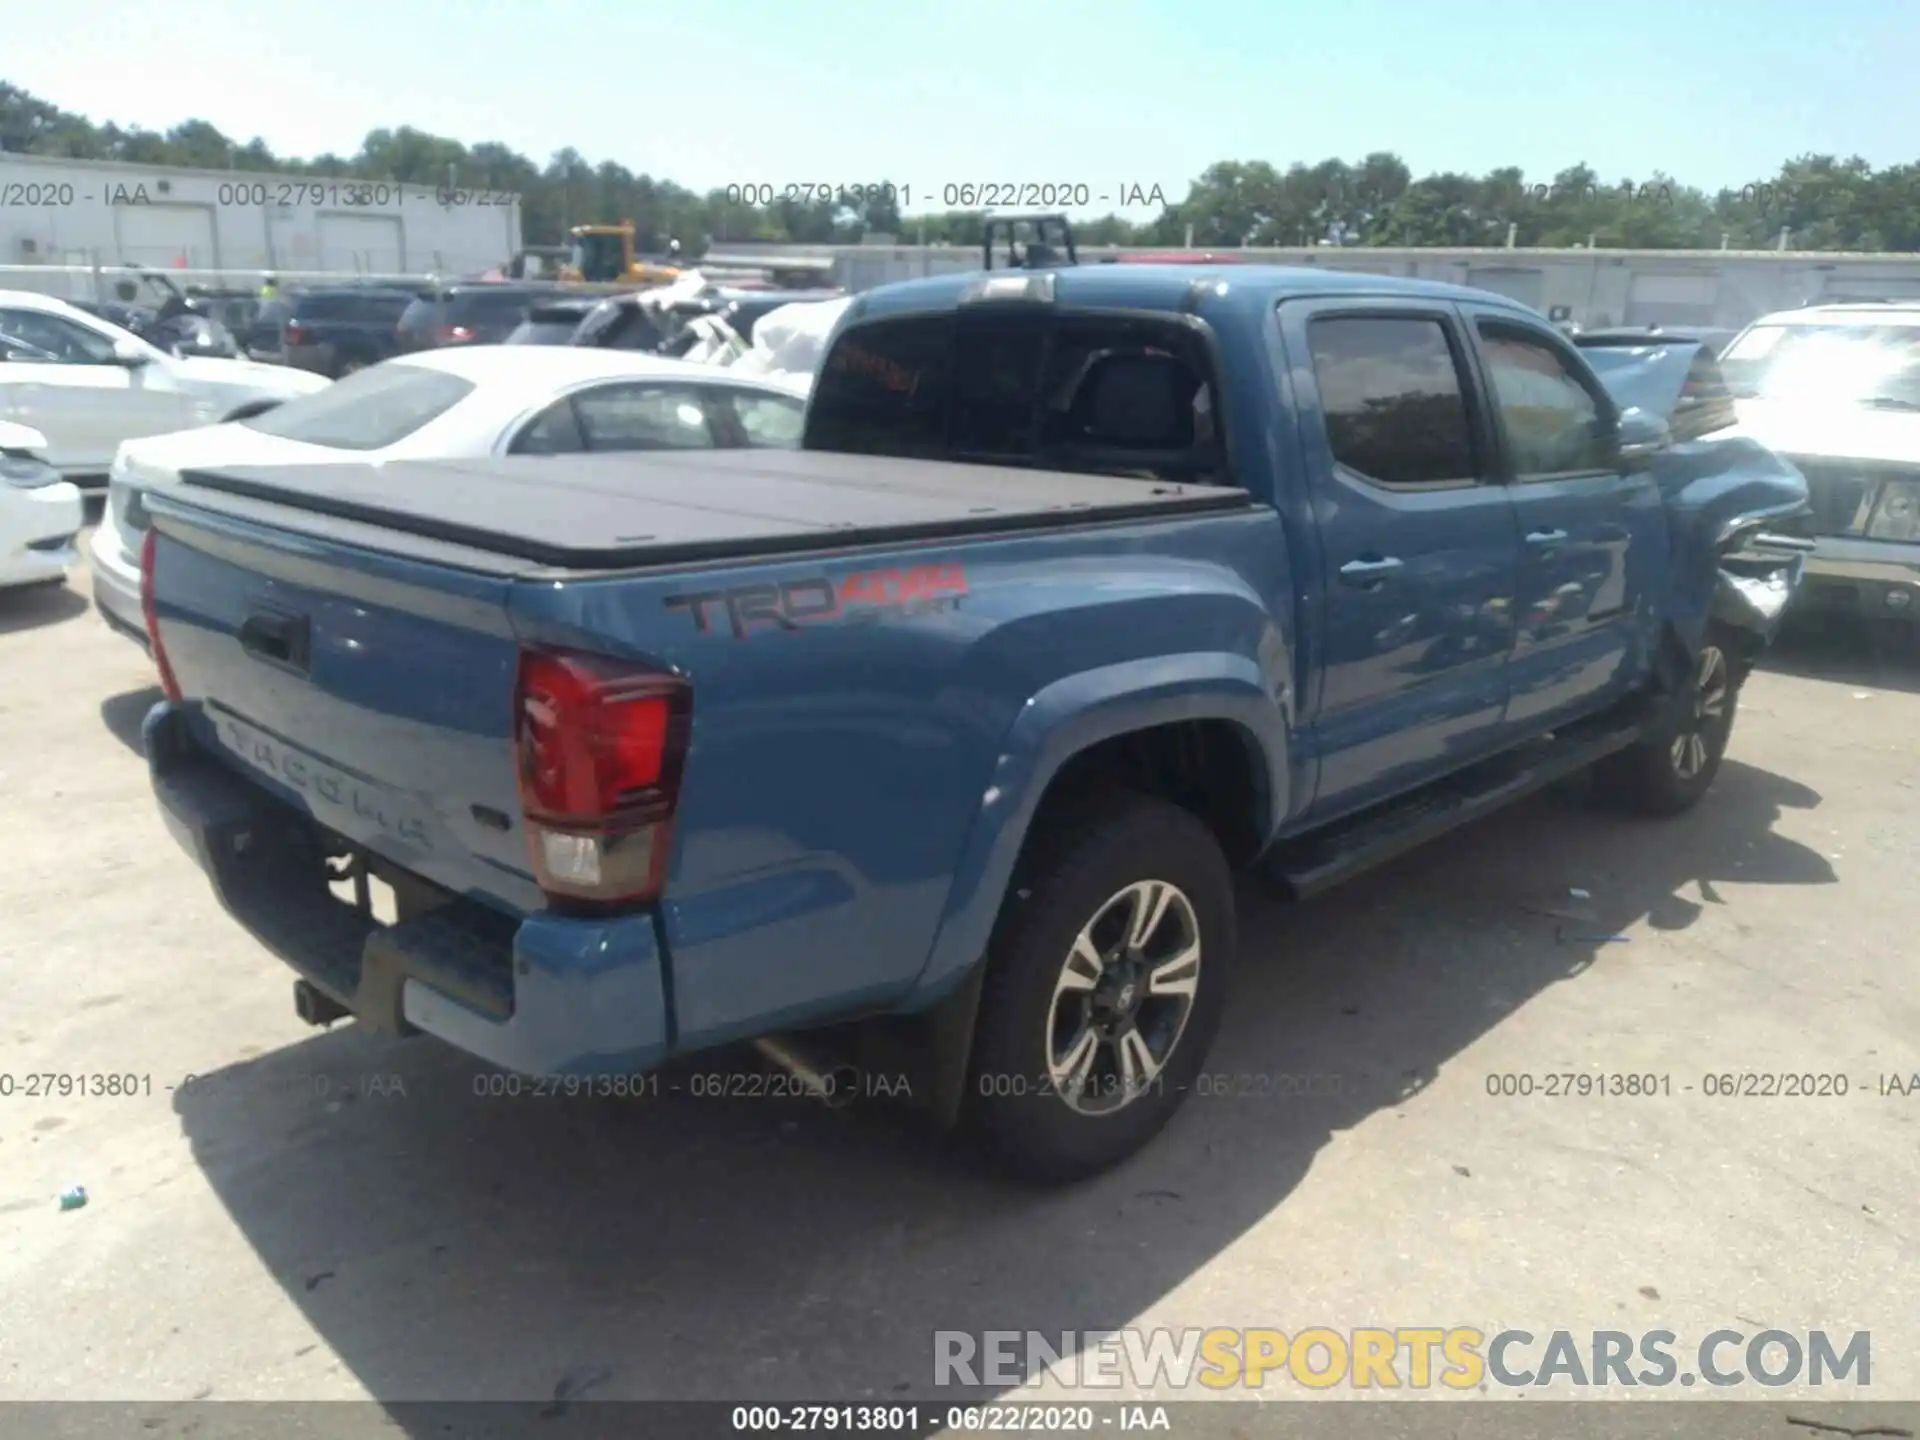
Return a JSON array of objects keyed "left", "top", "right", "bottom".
[
  {"left": 0, "top": 288, "right": 330, "bottom": 487},
  {"left": 0, "top": 420, "right": 84, "bottom": 591},
  {"left": 91, "top": 344, "right": 812, "bottom": 646}
]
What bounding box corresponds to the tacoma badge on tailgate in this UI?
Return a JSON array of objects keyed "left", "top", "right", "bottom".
[
  {"left": 210, "top": 708, "right": 433, "bottom": 850},
  {"left": 663, "top": 563, "right": 968, "bottom": 640}
]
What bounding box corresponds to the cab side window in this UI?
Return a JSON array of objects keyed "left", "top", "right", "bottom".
[
  {"left": 1307, "top": 315, "right": 1481, "bottom": 489},
  {"left": 1475, "top": 322, "right": 1613, "bottom": 478}
]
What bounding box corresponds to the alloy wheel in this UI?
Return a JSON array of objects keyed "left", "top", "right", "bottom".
[
  {"left": 1044, "top": 880, "right": 1202, "bottom": 1116},
  {"left": 1670, "top": 644, "right": 1730, "bottom": 780}
]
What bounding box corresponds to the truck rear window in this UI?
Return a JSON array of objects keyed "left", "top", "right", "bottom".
[
  {"left": 240, "top": 364, "right": 475, "bottom": 450},
  {"left": 806, "top": 312, "right": 1230, "bottom": 484}
]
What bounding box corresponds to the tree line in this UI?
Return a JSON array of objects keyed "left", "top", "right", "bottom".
[{"left": 5, "top": 80, "right": 1918, "bottom": 255}]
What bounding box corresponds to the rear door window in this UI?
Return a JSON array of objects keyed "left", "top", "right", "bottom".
[
  {"left": 572, "top": 383, "right": 718, "bottom": 450},
  {"left": 240, "top": 364, "right": 475, "bottom": 450},
  {"left": 397, "top": 298, "right": 443, "bottom": 333},
  {"left": 710, "top": 388, "right": 807, "bottom": 448},
  {"left": 509, "top": 398, "right": 587, "bottom": 454},
  {"left": 1307, "top": 316, "right": 1480, "bottom": 488}
]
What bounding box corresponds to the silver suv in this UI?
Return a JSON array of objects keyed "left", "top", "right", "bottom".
[{"left": 1719, "top": 302, "right": 1920, "bottom": 629}]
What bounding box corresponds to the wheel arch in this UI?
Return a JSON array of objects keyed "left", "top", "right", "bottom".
[{"left": 908, "top": 651, "right": 1289, "bottom": 1012}]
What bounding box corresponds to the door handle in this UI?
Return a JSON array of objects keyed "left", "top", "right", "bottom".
[
  {"left": 1338, "top": 556, "right": 1404, "bottom": 586},
  {"left": 1525, "top": 529, "right": 1569, "bottom": 545},
  {"left": 238, "top": 607, "right": 311, "bottom": 675}
]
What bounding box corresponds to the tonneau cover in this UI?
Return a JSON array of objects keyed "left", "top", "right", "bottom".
[{"left": 176, "top": 450, "right": 1250, "bottom": 570}]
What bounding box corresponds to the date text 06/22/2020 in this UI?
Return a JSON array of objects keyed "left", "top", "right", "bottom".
[{"left": 721, "top": 182, "right": 1169, "bottom": 210}]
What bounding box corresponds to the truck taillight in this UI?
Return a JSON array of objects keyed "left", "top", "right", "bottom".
[
  {"left": 283, "top": 319, "right": 309, "bottom": 346},
  {"left": 513, "top": 648, "right": 691, "bottom": 907},
  {"left": 139, "top": 528, "right": 183, "bottom": 702}
]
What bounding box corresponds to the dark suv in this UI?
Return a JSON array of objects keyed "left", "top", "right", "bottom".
[
  {"left": 395, "top": 284, "right": 558, "bottom": 353},
  {"left": 282, "top": 288, "right": 419, "bottom": 377}
]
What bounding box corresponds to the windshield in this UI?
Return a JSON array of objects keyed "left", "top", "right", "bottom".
[
  {"left": 1719, "top": 322, "right": 1920, "bottom": 408},
  {"left": 569, "top": 233, "right": 627, "bottom": 282},
  {"left": 239, "top": 363, "right": 475, "bottom": 449}
]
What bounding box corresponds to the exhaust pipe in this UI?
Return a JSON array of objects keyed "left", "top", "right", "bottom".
[
  {"left": 293, "top": 979, "right": 351, "bottom": 1028},
  {"left": 751, "top": 1036, "right": 861, "bottom": 1110}
]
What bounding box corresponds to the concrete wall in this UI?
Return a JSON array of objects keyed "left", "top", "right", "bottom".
[
  {"left": 711, "top": 240, "right": 1920, "bottom": 327},
  {"left": 0, "top": 152, "right": 522, "bottom": 280}
]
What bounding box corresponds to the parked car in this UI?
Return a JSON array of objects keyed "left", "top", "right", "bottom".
[
  {"left": 137, "top": 265, "right": 1810, "bottom": 1181},
  {"left": 504, "top": 295, "right": 603, "bottom": 346},
  {"left": 92, "top": 346, "right": 808, "bottom": 647},
  {"left": 394, "top": 284, "right": 560, "bottom": 354},
  {"left": 0, "top": 420, "right": 83, "bottom": 591},
  {"left": 0, "top": 289, "right": 330, "bottom": 489},
  {"left": 1716, "top": 302, "right": 1920, "bottom": 631},
  {"left": 282, "top": 287, "right": 419, "bottom": 378}
]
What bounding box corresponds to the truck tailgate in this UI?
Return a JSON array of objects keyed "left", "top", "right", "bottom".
[{"left": 146, "top": 496, "right": 539, "bottom": 914}]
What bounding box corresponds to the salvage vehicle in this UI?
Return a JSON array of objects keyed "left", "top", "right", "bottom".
[
  {"left": 395, "top": 284, "right": 560, "bottom": 356},
  {"left": 1717, "top": 302, "right": 1920, "bottom": 634},
  {"left": 138, "top": 265, "right": 1810, "bottom": 1182},
  {"left": 0, "top": 290, "right": 329, "bottom": 490},
  {"left": 0, "top": 421, "right": 83, "bottom": 591},
  {"left": 92, "top": 347, "right": 808, "bottom": 647}
]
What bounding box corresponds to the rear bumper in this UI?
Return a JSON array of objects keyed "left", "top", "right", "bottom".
[
  {"left": 90, "top": 530, "right": 147, "bottom": 647},
  {"left": 1800, "top": 536, "right": 1920, "bottom": 619},
  {"left": 146, "top": 702, "right": 672, "bottom": 1076},
  {"left": 283, "top": 345, "right": 335, "bottom": 376}
]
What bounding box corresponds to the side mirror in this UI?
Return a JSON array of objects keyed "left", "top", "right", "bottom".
[
  {"left": 111, "top": 337, "right": 152, "bottom": 368},
  {"left": 1615, "top": 405, "right": 1671, "bottom": 472}
]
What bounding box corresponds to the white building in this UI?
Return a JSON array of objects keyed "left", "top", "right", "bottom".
[{"left": 0, "top": 150, "right": 523, "bottom": 282}]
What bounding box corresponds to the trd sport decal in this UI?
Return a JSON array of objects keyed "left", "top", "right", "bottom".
[{"left": 663, "top": 564, "right": 968, "bottom": 640}]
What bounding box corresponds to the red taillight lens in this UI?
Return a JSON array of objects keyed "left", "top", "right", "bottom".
[
  {"left": 283, "top": 319, "right": 309, "bottom": 346},
  {"left": 436, "top": 324, "right": 474, "bottom": 344},
  {"left": 513, "top": 648, "right": 691, "bottom": 906},
  {"left": 139, "top": 527, "right": 183, "bottom": 702}
]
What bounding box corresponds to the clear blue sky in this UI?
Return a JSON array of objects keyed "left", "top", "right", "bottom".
[{"left": 2, "top": 0, "right": 1913, "bottom": 215}]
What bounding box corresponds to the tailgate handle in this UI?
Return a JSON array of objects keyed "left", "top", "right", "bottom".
[{"left": 239, "top": 608, "right": 311, "bottom": 674}]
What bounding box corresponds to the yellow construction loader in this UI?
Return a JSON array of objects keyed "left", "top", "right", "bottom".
[{"left": 558, "top": 222, "right": 684, "bottom": 288}]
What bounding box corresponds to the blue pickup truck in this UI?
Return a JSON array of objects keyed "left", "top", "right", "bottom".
[{"left": 139, "top": 264, "right": 1811, "bottom": 1180}]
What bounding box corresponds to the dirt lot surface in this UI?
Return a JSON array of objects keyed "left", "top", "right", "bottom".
[{"left": 1, "top": 540, "right": 1914, "bottom": 1425}]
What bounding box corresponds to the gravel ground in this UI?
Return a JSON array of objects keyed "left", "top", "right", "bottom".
[{"left": 0, "top": 541, "right": 1914, "bottom": 1420}]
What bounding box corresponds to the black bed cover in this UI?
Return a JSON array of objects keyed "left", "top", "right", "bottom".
[{"left": 170, "top": 450, "right": 1251, "bottom": 571}]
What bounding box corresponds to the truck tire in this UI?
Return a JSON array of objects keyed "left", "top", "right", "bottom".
[
  {"left": 964, "top": 794, "right": 1235, "bottom": 1183},
  {"left": 1595, "top": 637, "right": 1739, "bottom": 816}
]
